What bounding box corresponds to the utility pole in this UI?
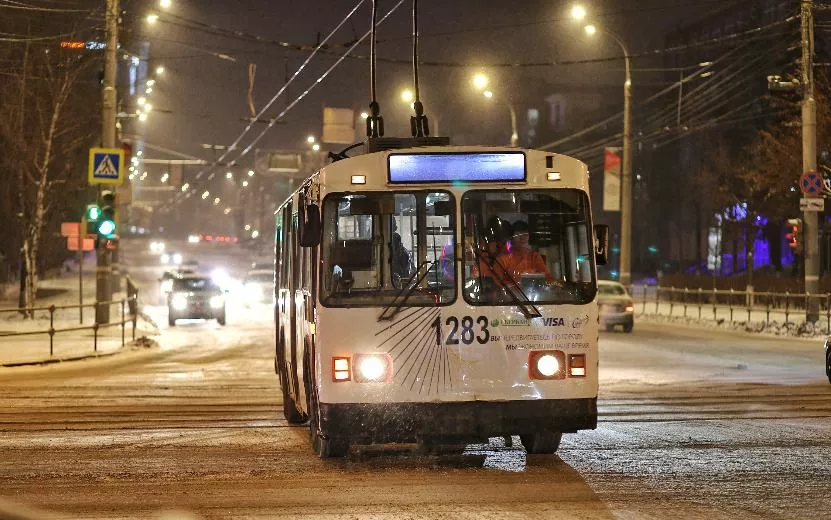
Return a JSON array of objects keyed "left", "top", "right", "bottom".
[
  {"left": 801, "top": 0, "right": 819, "bottom": 321},
  {"left": 96, "top": 0, "right": 119, "bottom": 324},
  {"left": 619, "top": 39, "right": 633, "bottom": 287}
]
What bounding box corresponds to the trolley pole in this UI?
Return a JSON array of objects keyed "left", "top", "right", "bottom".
[
  {"left": 96, "top": 0, "right": 119, "bottom": 325},
  {"left": 801, "top": 0, "right": 819, "bottom": 321}
]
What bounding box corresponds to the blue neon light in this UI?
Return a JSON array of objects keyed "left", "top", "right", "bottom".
[{"left": 388, "top": 152, "right": 526, "bottom": 184}]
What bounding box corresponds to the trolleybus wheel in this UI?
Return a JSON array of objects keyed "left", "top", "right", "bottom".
[
  {"left": 278, "top": 340, "right": 306, "bottom": 424},
  {"left": 826, "top": 348, "right": 831, "bottom": 384},
  {"left": 623, "top": 323, "right": 633, "bottom": 333},
  {"left": 521, "top": 431, "right": 562, "bottom": 454}
]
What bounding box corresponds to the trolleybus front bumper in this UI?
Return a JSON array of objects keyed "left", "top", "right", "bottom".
[{"left": 319, "top": 398, "right": 596, "bottom": 444}]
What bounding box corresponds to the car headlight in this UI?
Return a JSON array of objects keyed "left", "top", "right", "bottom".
[
  {"left": 353, "top": 353, "right": 393, "bottom": 383},
  {"left": 161, "top": 253, "right": 170, "bottom": 264},
  {"left": 528, "top": 350, "right": 566, "bottom": 380},
  {"left": 173, "top": 253, "right": 183, "bottom": 265},
  {"left": 536, "top": 354, "right": 560, "bottom": 377},
  {"left": 210, "top": 295, "right": 225, "bottom": 309},
  {"left": 171, "top": 293, "right": 188, "bottom": 311}
]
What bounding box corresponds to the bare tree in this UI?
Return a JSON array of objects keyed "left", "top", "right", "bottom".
[{"left": 0, "top": 42, "right": 97, "bottom": 314}]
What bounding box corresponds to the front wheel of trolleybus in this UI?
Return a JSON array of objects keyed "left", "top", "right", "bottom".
[{"left": 277, "top": 338, "right": 307, "bottom": 424}]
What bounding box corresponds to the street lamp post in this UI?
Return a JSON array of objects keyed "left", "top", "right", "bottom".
[
  {"left": 472, "top": 75, "right": 518, "bottom": 147},
  {"left": 483, "top": 90, "right": 518, "bottom": 147},
  {"left": 578, "top": 11, "right": 633, "bottom": 285}
]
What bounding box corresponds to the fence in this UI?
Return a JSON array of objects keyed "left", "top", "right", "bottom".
[
  {"left": 0, "top": 297, "right": 139, "bottom": 358},
  {"left": 632, "top": 285, "right": 831, "bottom": 330}
]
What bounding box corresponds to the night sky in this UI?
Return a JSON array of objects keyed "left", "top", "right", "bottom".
[{"left": 134, "top": 0, "right": 724, "bottom": 164}]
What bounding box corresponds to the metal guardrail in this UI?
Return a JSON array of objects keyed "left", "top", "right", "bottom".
[
  {"left": 0, "top": 294, "right": 139, "bottom": 358},
  {"left": 632, "top": 285, "right": 831, "bottom": 329}
]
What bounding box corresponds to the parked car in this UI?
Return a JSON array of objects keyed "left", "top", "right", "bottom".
[
  {"left": 167, "top": 275, "right": 226, "bottom": 326},
  {"left": 597, "top": 280, "right": 635, "bottom": 332}
]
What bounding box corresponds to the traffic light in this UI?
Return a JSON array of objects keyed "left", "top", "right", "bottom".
[
  {"left": 786, "top": 218, "right": 802, "bottom": 251},
  {"left": 85, "top": 203, "right": 101, "bottom": 234},
  {"left": 97, "top": 190, "right": 117, "bottom": 238}
]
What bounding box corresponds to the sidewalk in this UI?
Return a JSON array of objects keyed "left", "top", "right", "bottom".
[
  {"left": 0, "top": 263, "right": 158, "bottom": 366},
  {"left": 636, "top": 301, "right": 830, "bottom": 338}
]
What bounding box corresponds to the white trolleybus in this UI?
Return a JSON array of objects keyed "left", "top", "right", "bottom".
[{"left": 274, "top": 143, "right": 609, "bottom": 457}]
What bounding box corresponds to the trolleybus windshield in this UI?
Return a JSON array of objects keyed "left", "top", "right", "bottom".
[
  {"left": 462, "top": 188, "right": 596, "bottom": 305},
  {"left": 320, "top": 191, "right": 456, "bottom": 307}
]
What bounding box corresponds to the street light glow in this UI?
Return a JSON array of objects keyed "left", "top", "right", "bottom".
[
  {"left": 143, "top": 104, "right": 153, "bottom": 112},
  {"left": 312, "top": 143, "right": 321, "bottom": 151},
  {"left": 251, "top": 230, "right": 260, "bottom": 239},
  {"left": 226, "top": 171, "right": 233, "bottom": 180},
  {"left": 224, "top": 208, "right": 231, "bottom": 215},
  {"left": 146, "top": 13, "right": 159, "bottom": 24},
  {"left": 156, "top": 65, "right": 165, "bottom": 75},
  {"left": 213, "top": 197, "right": 220, "bottom": 205},
  {"left": 306, "top": 135, "right": 316, "bottom": 144},
  {"left": 137, "top": 97, "right": 146, "bottom": 106},
  {"left": 160, "top": 0, "right": 171, "bottom": 8},
  {"left": 146, "top": 79, "right": 156, "bottom": 87},
  {"left": 571, "top": 4, "right": 587, "bottom": 21},
  {"left": 472, "top": 73, "right": 488, "bottom": 91},
  {"left": 202, "top": 191, "right": 209, "bottom": 199},
  {"left": 400, "top": 89, "right": 414, "bottom": 103},
  {"left": 138, "top": 112, "right": 148, "bottom": 122},
  {"left": 242, "top": 180, "right": 249, "bottom": 188},
  {"left": 483, "top": 90, "right": 494, "bottom": 99},
  {"left": 360, "top": 111, "right": 369, "bottom": 119},
  {"left": 247, "top": 170, "right": 254, "bottom": 177},
  {"left": 584, "top": 24, "right": 597, "bottom": 36}
]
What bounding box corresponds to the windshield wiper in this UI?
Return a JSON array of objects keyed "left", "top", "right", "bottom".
[
  {"left": 378, "top": 260, "right": 438, "bottom": 322},
  {"left": 470, "top": 242, "right": 542, "bottom": 320}
]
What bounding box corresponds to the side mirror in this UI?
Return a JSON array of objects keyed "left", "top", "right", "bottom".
[
  {"left": 299, "top": 204, "right": 321, "bottom": 247},
  {"left": 594, "top": 224, "right": 609, "bottom": 266}
]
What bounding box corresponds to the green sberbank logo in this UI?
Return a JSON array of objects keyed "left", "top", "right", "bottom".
[{"left": 490, "top": 318, "right": 500, "bottom": 327}]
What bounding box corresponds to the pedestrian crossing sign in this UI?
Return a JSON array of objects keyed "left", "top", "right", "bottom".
[{"left": 88, "top": 147, "right": 124, "bottom": 185}]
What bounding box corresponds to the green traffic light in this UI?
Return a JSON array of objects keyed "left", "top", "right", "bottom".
[
  {"left": 98, "top": 219, "right": 116, "bottom": 236},
  {"left": 87, "top": 205, "right": 101, "bottom": 221}
]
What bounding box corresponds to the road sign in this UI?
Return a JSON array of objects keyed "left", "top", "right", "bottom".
[
  {"left": 67, "top": 235, "right": 95, "bottom": 251},
  {"left": 800, "top": 197, "right": 825, "bottom": 211},
  {"left": 88, "top": 147, "right": 124, "bottom": 185},
  {"left": 799, "top": 170, "right": 823, "bottom": 195},
  {"left": 60, "top": 222, "right": 80, "bottom": 237}
]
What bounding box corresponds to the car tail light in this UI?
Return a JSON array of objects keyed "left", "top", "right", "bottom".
[
  {"left": 568, "top": 353, "right": 586, "bottom": 377},
  {"left": 332, "top": 357, "right": 351, "bottom": 382},
  {"left": 528, "top": 350, "right": 566, "bottom": 380},
  {"left": 353, "top": 353, "right": 393, "bottom": 383}
]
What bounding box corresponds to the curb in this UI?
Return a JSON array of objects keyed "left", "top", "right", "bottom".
[
  {"left": 0, "top": 337, "right": 157, "bottom": 368},
  {"left": 1, "top": 349, "right": 123, "bottom": 368}
]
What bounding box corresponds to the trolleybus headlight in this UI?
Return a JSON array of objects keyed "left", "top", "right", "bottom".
[
  {"left": 209, "top": 295, "right": 225, "bottom": 309},
  {"left": 332, "top": 357, "right": 351, "bottom": 382},
  {"left": 171, "top": 293, "right": 188, "bottom": 311},
  {"left": 568, "top": 353, "right": 587, "bottom": 378},
  {"left": 353, "top": 353, "right": 392, "bottom": 383},
  {"left": 528, "top": 350, "right": 566, "bottom": 380}
]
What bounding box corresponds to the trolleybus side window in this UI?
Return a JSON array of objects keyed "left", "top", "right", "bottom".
[
  {"left": 320, "top": 191, "right": 456, "bottom": 307},
  {"left": 462, "top": 189, "right": 595, "bottom": 305}
]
